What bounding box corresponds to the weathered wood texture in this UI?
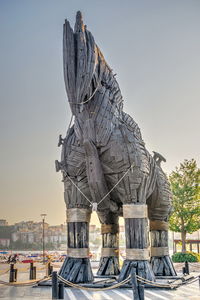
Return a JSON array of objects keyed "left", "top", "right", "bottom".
[
  {"left": 59, "top": 257, "right": 93, "bottom": 283},
  {"left": 97, "top": 232, "right": 120, "bottom": 275},
  {"left": 56, "top": 11, "right": 174, "bottom": 282},
  {"left": 125, "top": 218, "right": 148, "bottom": 249},
  {"left": 60, "top": 12, "right": 170, "bottom": 212},
  {"left": 59, "top": 221, "right": 93, "bottom": 283},
  {"left": 131, "top": 268, "right": 145, "bottom": 300},
  {"left": 151, "top": 256, "right": 176, "bottom": 276},
  {"left": 119, "top": 217, "right": 155, "bottom": 281},
  {"left": 147, "top": 165, "right": 172, "bottom": 221},
  {"left": 67, "top": 222, "right": 89, "bottom": 248},
  {"left": 150, "top": 230, "right": 168, "bottom": 248},
  {"left": 97, "top": 256, "right": 120, "bottom": 276},
  {"left": 118, "top": 260, "right": 155, "bottom": 283},
  {"left": 150, "top": 230, "right": 177, "bottom": 276},
  {"left": 102, "top": 232, "right": 119, "bottom": 248}
]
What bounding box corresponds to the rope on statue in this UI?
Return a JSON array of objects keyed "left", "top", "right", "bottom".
[
  {"left": 63, "top": 162, "right": 135, "bottom": 211},
  {"left": 68, "top": 80, "right": 101, "bottom": 105},
  {"left": 59, "top": 107, "right": 136, "bottom": 211}
]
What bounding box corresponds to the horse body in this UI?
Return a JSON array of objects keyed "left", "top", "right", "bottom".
[
  {"left": 57, "top": 12, "right": 176, "bottom": 283},
  {"left": 62, "top": 88, "right": 169, "bottom": 216}
]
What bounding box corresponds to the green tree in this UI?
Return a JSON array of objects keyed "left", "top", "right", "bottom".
[{"left": 169, "top": 159, "right": 200, "bottom": 252}]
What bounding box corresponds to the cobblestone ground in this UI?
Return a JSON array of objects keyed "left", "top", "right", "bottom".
[{"left": 0, "top": 262, "right": 200, "bottom": 299}]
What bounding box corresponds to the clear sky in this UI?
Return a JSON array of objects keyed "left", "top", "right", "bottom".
[{"left": 0, "top": 0, "right": 199, "bottom": 225}]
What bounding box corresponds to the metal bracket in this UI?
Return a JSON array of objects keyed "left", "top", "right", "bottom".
[
  {"left": 58, "top": 135, "right": 64, "bottom": 147},
  {"left": 55, "top": 160, "right": 62, "bottom": 172},
  {"left": 92, "top": 203, "right": 98, "bottom": 211},
  {"left": 153, "top": 151, "right": 166, "bottom": 166}
]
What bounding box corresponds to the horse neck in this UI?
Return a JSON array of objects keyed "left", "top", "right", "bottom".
[
  {"left": 74, "top": 86, "right": 120, "bottom": 121},
  {"left": 73, "top": 86, "right": 123, "bottom": 147}
]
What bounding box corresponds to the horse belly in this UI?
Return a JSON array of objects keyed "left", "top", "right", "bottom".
[{"left": 99, "top": 126, "right": 153, "bottom": 203}]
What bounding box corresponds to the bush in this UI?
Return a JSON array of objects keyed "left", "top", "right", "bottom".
[{"left": 172, "top": 252, "right": 200, "bottom": 263}]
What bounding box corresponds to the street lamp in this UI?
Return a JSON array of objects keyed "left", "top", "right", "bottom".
[{"left": 41, "top": 214, "right": 47, "bottom": 264}]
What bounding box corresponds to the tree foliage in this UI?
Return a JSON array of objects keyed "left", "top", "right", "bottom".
[
  {"left": 172, "top": 251, "right": 200, "bottom": 263},
  {"left": 169, "top": 159, "right": 200, "bottom": 237}
]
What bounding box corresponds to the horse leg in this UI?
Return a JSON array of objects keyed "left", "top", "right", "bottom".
[
  {"left": 97, "top": 212, "right": 120, "bottom": 276},
  {"left": 59, "top": 179, "right": 94, "bottom": 283},
  {"left": 149, "top": 220, "right": 176, "bottom": 276},
  {"left": 119, "top": 202, "right": 155, "bottom": 282},
  {"left": 147, "top": 167, "right": 176, "bottom": 276},
  {"left": 103, "top": 130, "right": 155, "bottom": 281}
]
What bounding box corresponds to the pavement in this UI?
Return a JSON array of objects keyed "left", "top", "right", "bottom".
[{"left": 0, "top": 262, "right": 200, "bottom": 299}]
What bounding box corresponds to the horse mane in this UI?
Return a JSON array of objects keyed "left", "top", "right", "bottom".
[{"left": 63, "top": 11, "right": 123, "bottom": 115}]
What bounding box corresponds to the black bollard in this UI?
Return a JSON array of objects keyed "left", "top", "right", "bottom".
[
  {"left": 47, "top": 262, "right": 53, "bottom": 276},
  {"left": 50, "top": 265, "right": 53, "bottom": 275},
  {"left": 9, "top": 264, "right": 15, "bottom": 283},
  {"left": 131, "top": 268, "right": 140, "bottom": 300},
  {"left": 14, "top": 268, "right": 18, "bottom": 282},
  {"left": 138, "top": 284, "right": 145, "bottom": 300},
  {"left": 198, "top": 275, "right": 200, "bottom": 289},
  {"left": 30, "top": 262, "right": 34, "bottom": 280},
  {"left": 32, "top": 266, "right": 36, "bottom": 280},
  {"left": 58, "top": 282, "right": 64, "bottom": 299},
  {"left": 52, "top": 271, "right": 58, "bottom": 299},
  {"left": 47, "top": 262, "right": 50, "bottom": 276},
  {"left": 182, "top": 266, "right": 186, "bottom": 275},
  {"left": 185, "top": 261, "right": 189, "bottom": 275}
]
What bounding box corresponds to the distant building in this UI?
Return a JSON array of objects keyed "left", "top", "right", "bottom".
[
  {"left": 0, "top": 224, "right": 14, "bottom": 247},
  {"left": 0, "top": 220, "right": 8, "bottom": 226},
  {"left": 0, "top": 220, "right": 68, "bottom": 248},
  {"left": 0, "top": 238, "right": 10, "bottom": 247}
]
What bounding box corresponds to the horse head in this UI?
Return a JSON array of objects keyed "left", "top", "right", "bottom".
[{"left": 63, "top": 11, "right": 123, "bottom": 116}]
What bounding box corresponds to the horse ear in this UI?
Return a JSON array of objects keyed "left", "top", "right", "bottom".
[
  {"left": 63, "top": 12, "right": 121, "bottom": 112},
  {"left": 63, "top": 19, "right": 76, "bottom": 111},
  {"left": 63, "top": 12, "right": 99, "bottom": 110},
  {"left": 74, "top": 11, "right": 85, "bottom": 34}
]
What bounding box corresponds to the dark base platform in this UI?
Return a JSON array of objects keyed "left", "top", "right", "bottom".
[
  {"left": 151, "top": 255, "right": 177, "bottom": 276},
  {"left": 97, "top": 256, "right": 120, "bottom": 276},
  {"left": 118, "top": 260, "right": 155, "bottom": 282},
  {"left": 59, "top": 257, "right": 93, "bottom": 283}
]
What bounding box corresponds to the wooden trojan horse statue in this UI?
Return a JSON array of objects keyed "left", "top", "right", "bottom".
[{"left": 56, "top": 12, "right": 176, "bottom": 283}]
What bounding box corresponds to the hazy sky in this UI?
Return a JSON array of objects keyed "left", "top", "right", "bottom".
[{"left": 0, "top": 0, "right": 199, "bottom": 225}]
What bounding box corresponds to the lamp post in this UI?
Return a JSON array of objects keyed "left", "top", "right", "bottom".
[{"left": 41, "top": 214, "right": 47, "bottom": 264}]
